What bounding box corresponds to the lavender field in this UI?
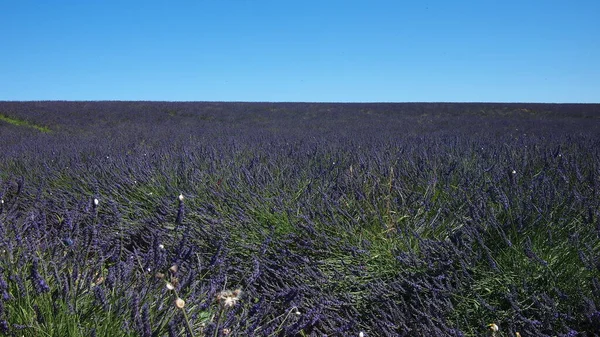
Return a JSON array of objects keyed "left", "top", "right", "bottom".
[{"left": 1, "top": 101, "right": 599, "bottom": 337}]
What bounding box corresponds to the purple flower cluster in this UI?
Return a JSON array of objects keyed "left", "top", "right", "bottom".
[{"left": 29, "top": 259, "right": 50, "bottom": 295}]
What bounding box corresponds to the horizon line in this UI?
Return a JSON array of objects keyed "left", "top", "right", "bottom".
[{"left": 1, "top": 100, "right": 599, "bottom": 105}]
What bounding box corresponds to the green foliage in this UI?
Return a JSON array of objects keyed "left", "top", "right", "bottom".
[{"left": 0, "top": 113, "right": 52, "bottom": 133}]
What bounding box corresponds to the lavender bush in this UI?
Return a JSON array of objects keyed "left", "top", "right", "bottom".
[{"left": 0, "top": 101, "right": 599, "bottom": 336}]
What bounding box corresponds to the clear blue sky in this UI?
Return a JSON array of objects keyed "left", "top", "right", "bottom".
[{"left": 1, "top": 1, "right": 598, "bottom": 102}]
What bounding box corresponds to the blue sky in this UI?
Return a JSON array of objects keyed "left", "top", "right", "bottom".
[{"left": 1, "top": 1, "right": 598, "bottom": 102}]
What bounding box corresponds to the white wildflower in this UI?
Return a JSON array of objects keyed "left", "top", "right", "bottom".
[
  {"left": 94, "top": 198, "right": 99, "bottom": 206},
  {"left": 178, "top": 194, "right": 184, "bottom": 201},
  {"left": 166, "top": 282, "right": 175, "bottom": 290}
]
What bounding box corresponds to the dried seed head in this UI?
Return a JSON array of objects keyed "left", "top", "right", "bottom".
[
  {"left": 169, "top": 265, "right": 178, "bottom": 274},
  {"left": 217, "top": 289, "right": 242, "bottom": 308},
  {"left": 224, "top": 296, "right": 238, "bottom": 307},
  {"left": 216, "top": 290, "right": 228, "bottom": 301},
  {"left": 155, "top": 272, "right": 165, "bottom": 279},
  {"left": 166, "top": 282, "right": 175, "bottom": 290},
  {"left": 488, "top": 323, "right": 499, "bottom": 332},
  {"left": 175, "top": 298, "right": 185, "bottom": 309},
  {"left": 515, "top": 332, "right": 522, "bottom": 337},
  {"left": 222, "top": 328, "right": 231, "bottom": 335}
]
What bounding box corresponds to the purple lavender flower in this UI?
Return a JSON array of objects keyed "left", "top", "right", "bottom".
[
  {"left": 565, "top": 329, "right": 578, "bottom": 337},
  {"left": 0, "top": 275, "right": 10, "bottom": 301},
  {"left": 523, "top": 236, "right": 548, "bottom": 266},
  {"left": 33, "top": 304, "right": 45, "bottom": 324},
  {"left": 62, "top": 237, "right": 74, "bottom": 247},
  {"left": 29, "top": 259, "right": 50, "bottom": 295},
  {"left": 168, "top": 320, "right": 178, "bottom": 337},
  {"left": 0, "top": 320, "right": 8, "bottom": 334},
  {"left": 141, "top": 303, "right": 152, "bottom": 337},
  {"left": 93, "top": 285, "right": 108, "bottom": 311}
]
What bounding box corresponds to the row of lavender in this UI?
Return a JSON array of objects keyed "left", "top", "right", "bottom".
[{"left": 1, "top": 102, "right": 599, "bottom": 336}]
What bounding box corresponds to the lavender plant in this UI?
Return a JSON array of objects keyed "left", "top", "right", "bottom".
[{"left": 0, "top": 101, "right": 599, "bottom": 336}]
